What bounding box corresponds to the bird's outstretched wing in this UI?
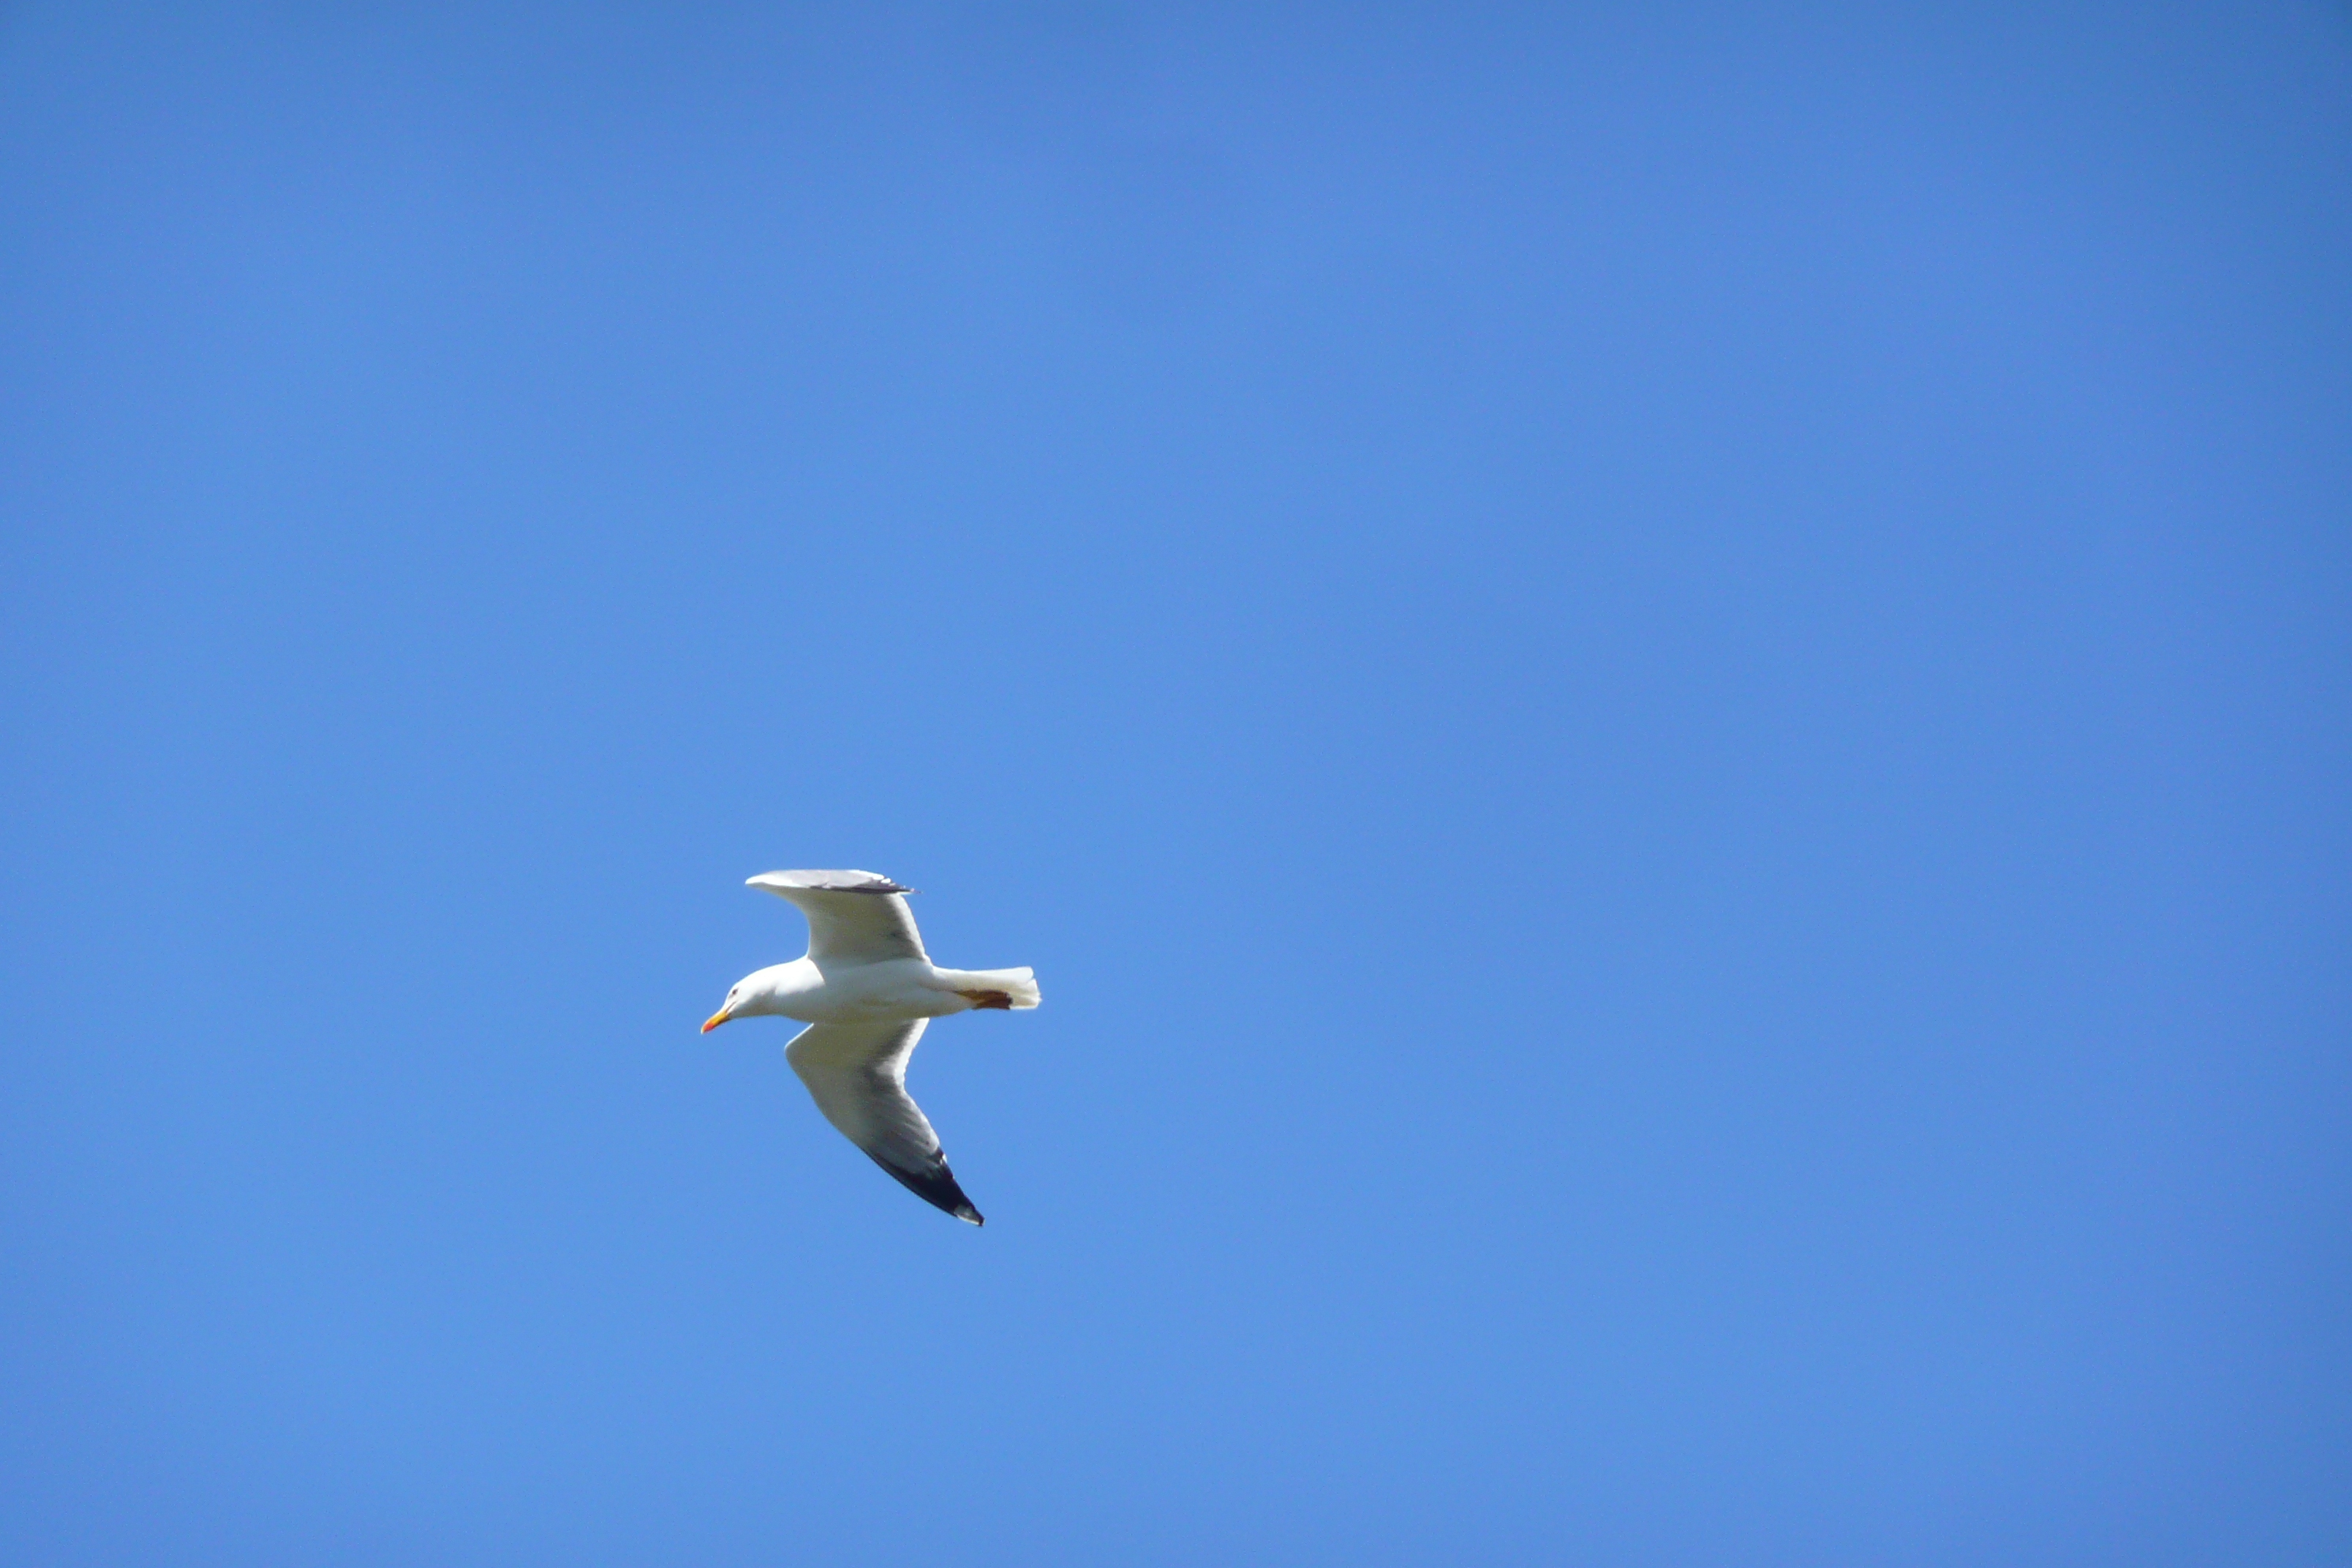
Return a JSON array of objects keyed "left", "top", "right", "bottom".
[
  {"left": 784, "top": 1019, "right": 982, "bottom": 1225},
  {"left": 747, "top": 869, "right": 927, "bottom": 965}
]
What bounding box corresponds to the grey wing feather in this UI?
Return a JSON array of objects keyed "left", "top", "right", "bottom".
[
  {"left": 785, "top": 1019, "right": 982, "bottom": 1225},
  {"left": 755, "top": 870, "right": 915, "bottom": 895},
  {"left": 747, "top": 869, "right": 927, "bottom": 965}
]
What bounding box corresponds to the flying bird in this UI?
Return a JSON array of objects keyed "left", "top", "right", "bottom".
[{"left": 702, "top": 870, "right": 1039, "bottom": 1225}]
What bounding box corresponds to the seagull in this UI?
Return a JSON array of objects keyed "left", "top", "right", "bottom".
[{"left": 701, "top": 870, "right": 1039, "bottom": 1226}]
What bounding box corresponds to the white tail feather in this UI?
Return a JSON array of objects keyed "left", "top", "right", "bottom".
[{"left": 949, "top": 965, "right": 1041, "bottom": 1009}]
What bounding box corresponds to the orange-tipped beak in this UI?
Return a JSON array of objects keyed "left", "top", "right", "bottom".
[{"left": 701, "top": 1008, "right": 731, "bottom": 1033}]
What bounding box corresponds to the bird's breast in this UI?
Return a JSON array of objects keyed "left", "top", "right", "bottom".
[{"left": 779, "top": 959, "right": 960, "bottom": 1024}]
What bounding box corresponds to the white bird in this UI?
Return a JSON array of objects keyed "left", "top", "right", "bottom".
[{"left": 701, "top": 870, "right": 1039, "bottom": 1225}]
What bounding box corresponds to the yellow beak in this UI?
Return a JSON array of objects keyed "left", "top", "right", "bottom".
[{"left": 701, "top": 1008, "right": 731, "bottom": 1033}]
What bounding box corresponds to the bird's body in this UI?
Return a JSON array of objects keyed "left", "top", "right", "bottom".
[
  {"left": 701, "top": 870, "right": 1037, "bottom": 1226},
  {"left": 728, "top": 955, "right": 1033, "bottom": 1026}
]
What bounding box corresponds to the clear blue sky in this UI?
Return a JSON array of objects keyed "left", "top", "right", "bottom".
[{"left": 4, "top": 4, "right": 2348, "bottom": 1563}]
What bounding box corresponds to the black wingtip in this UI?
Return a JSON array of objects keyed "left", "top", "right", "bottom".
[{"left": 870, "top": 1151, "right": 986, "bottom": 1227}]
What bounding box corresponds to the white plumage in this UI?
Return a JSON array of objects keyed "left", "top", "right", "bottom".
[{"left": 701, "top": 870, "right": 1038, "bottom": 1225}]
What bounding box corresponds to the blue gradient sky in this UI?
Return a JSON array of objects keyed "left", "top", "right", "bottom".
[{"left": 3, "top": 4, "right": 2348, "bottom": 1564}]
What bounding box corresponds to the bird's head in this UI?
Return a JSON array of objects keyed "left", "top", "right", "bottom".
[
  {"left": 701, "top": 973, "right": 763, "bottom": 1033},
  {"left": 703, "top": 961, "right": 803, "bottom": 1032}
]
